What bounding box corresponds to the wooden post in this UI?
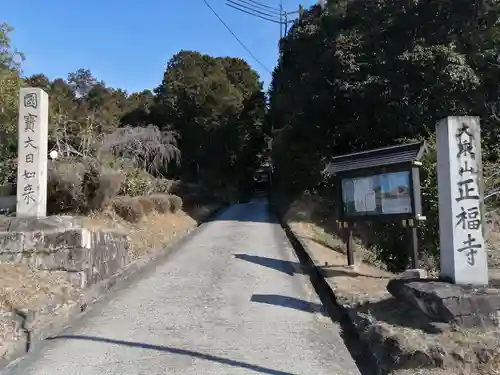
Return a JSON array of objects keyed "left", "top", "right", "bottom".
[
  {"left": 409, "top": 219, "right": 419, "bottom": 269},
  {"left": 346, "top": 222, "right": 355, "bottom": 266}
]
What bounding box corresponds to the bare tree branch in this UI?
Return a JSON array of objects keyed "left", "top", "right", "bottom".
[{"left": 99, "top": 125, "right": 181, "bottom": 175}]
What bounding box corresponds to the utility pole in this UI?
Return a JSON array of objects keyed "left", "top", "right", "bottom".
[{"left": 279, "top": 0, "right": 283, "bottom": 39}]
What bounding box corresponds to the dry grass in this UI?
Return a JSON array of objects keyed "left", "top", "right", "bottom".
[
  {"left": 285, "top": 198, "right": 500, "bottom": 374},
  {"left": 0, "top": 264, "right": 83, "bottom": 313},
  {"left": 291, "top": 221, "right": 393, "bottom": 302},
  {"left": 150, "top": 194, "right": 171, "bottom": 213},
  {"left": 0, "top": 264, "right": 83, "bottom": 342},
  {"left": 284, "top": 195, "right": 390, "bottom": 270},
  {"left": 84, "top": 209, "right": 197, "bottom": 261}
]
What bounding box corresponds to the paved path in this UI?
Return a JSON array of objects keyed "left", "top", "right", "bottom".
[{"left": 3, "top": 199, "right": 363, "bottom": 375}]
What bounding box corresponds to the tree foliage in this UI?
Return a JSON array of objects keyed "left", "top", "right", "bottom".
[
  {"left": 0, "top": 26, "right": 267, "bottom": 195},
  {"left": 269, "top": 0, "right": 500, "bottom": 270},
  {"left": 154, "top": 50, "right": 267, "bottom": 187}
]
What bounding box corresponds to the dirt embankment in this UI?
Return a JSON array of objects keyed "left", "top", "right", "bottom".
[{"left": 280, "top": 194, "right": 500, "bottom": 375}]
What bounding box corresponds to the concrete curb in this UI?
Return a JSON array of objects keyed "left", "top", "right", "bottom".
[
  {"left": 271, "top": 202, "right": 384, "bottom": 375},
  {"left": 0, "top": 205, "right": 226, "bottom": 372}
]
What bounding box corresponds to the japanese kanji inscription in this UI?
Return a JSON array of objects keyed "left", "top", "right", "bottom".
[
  {"left": 16, "top": 88, "right": 49, "bottom": 217},
  {"left": 436, "top": 116, "right": 488, "bottom": 286}
]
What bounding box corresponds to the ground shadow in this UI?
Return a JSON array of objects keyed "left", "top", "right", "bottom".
[
  {"left": 182, "top": 204, "right": 216, "bottom": 223},
  {"left": 206, "top": 198, "right": 281, "bottom": 223},
  {"left": 489, "top": 277, "right": 500, "bottom": 289},
  {"left": 319, "top": 267, "right": 391, "bottom": 280},
  {"left": 234, "top": 254, "right": 303, "bottom": 276},
  {"left": 46, "top": 335, "right": 294, "bottom": 375},
  {"left": 250, "top": 294, "right": 328, "bottom": 317}
]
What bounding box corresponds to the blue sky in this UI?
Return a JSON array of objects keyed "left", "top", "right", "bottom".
[{"left": 3, "top": 0, "right": 315, "bottom": 94}]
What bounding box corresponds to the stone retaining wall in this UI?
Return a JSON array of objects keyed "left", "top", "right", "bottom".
[{"left": 0, "top": 216, "right": 130, "bottom": 288}]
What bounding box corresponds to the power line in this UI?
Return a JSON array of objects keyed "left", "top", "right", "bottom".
[
  {"left": 226, "top": 3, "right": 282, "bottom": 24},
  {"left": 235, "top": 0, "right": 282, "bottom": 14},
  {"left": 202, "top": 0, "right": 272, "bottom": 74},
  {"left": 227, "top": 0, "right": 282, "bottom": 20},
  {"left": 226, "top": 0, "right": 300, "bottom": 40}
]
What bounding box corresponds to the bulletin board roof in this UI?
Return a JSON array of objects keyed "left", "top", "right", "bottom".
[{"left": 323, "top": 141, "right": 427, "bottom": 175}]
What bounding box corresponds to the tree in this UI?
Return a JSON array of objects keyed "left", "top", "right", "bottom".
[
  {"left": 0, "top": 23, "right": 23, "bottom": 183},
  {"left": 121, "top": 90, "right": 155, "bottom": 126},
  {"left": 100, "top": 125, "right": 181, "bottom": 175},
  {"left": 68, "top": 68, "right": 98, "bottom": 98},
  {"left": 0, "top": 22, "right": 24, "bottom": 71},
  {"left": 268, "top": 0, "right": 500, "bottom": 269},
  {"left": 0, "top": 23, "right": 268, "bottom": 198},
  {"left": 153, "top": 50, "right": 266, "bottom": 186},
  {"left": 270, "top": 0, "right": 500, "bottom": 193}
]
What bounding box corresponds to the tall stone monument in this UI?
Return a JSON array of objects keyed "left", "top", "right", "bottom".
[
  {"left": 16, "top": 87, "right": 49, "bottom": 217},
  {"left": 436, "top": 116, "right": 488, "bottom": 286}
]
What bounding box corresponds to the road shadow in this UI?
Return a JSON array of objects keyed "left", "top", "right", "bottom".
[
  {"left": 234, "top": 254, "right": 303, "bottom": 276},
  {"left": 182, "top": 204, "right": 219, "bottom": 223},
  {"left": 46, "top": 335, "right": 294, "bottom": 375},
  {"left": 207, "top": 199, "right": 280, "bottom": 223},
  {"left": 250, "top": 294, "right": 328, "bottom": 317}
]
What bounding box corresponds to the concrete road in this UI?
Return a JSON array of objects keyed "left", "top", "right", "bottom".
[{"left": 3, "top": 199, "right": 364, "bottom": 375}]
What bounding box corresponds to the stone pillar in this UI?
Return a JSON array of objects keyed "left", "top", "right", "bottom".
[
  {"left": 436, "top": 116, "right": 488, "bottom": 286},
  {"left": 16, "top": 87, "right": 49, "bottom": 217}
]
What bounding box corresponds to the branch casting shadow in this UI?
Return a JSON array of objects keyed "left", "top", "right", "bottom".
[
  {"left": 46, "top": 335, "right": 294, "bottom": 375},
  {"left": 251, "top": 294, "right": 327, "bottom": 317},
  {"left": 234, "top": 254, "right": 303, "bottom": 276}
]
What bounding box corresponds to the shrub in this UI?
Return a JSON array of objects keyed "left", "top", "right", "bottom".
[
  {"left": 111, "top": 196, "right": 145, "bottom": 223},
  {"left": 0, "top": 158, "right": 16, "bottom": 185},
  {"left": 136, "top": 196, "right": 156, "bottom": 215},
  {"left": 169, "top": 180, "right": 183, "bottom": 194},
  {"left": 47, "top": 161, "right": 86, "bottom": 214},
  {"left": 90, "top": 170, "right": 123, "bottom": 210},
  {"left": 168, "top": 194, "right": 183, "bottom": 213},
  {"left": 152, "top": 178, "right": 173, "bottom": 193},
  {"left": 82, "top": 159, "right": 101, "bottom": 207},
  {"left": 119, "top": 168, "right": 153, "bottom": 197},
  {"left": 150, "top": 194, "right": 171, "bottom": 213},
  {"left": 169, "top": 180, "right": 216, "bottom": 207}
]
